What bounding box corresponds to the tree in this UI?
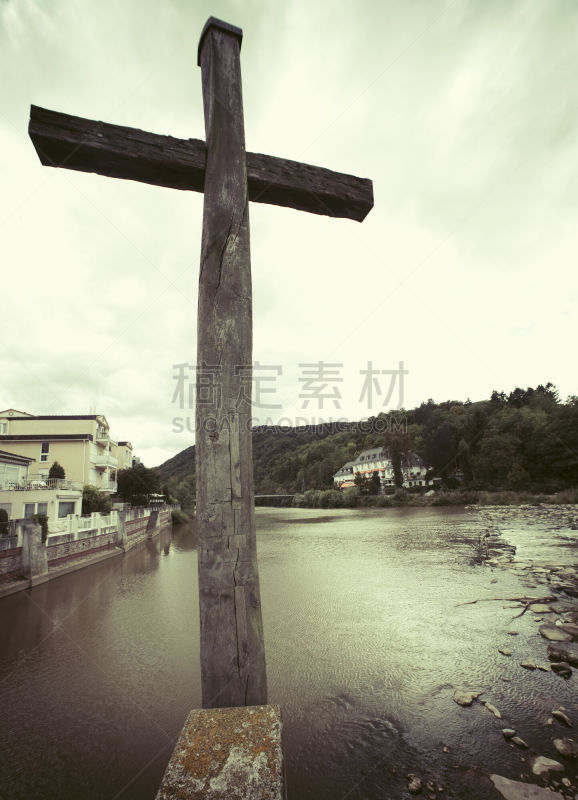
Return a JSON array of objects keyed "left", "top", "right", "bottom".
[
  {"left": 117, "top": 463, "right": 161, "bottom": 503},
  {"left": 457, "top": 439, "right": 474, "bottom": 483},
  {"left": 369, "top": 471, "right": 381, "bottom": 495},
  {"left": 48, "top": 461, "right": 65, "bottom": 480},
  {"left": 82, "top": 486, "right": 112, "bottom": 515},
  {"left": 354, "top": 472, "right": 369, "bottom": 494}
]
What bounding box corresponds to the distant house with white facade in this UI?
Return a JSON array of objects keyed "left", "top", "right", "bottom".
[
  {"left": 333, "top": 447, "right": 435, "bottom": 492},
  {"left": 0, "top": 410, "right": 135, "bottom": 495}
]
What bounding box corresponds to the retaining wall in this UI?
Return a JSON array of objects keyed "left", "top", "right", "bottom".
[{"left": 0, "top": 505, "right": 178, "bottom": 597}]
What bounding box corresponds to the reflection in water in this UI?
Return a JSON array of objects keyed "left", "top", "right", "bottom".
[{"left": 0, "top": 509, "right": 575, "bottom": 799}]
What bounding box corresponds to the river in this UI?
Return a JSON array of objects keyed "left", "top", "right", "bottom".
[{"left": 0, "top": 507, "right": 576, "bottom": 799}]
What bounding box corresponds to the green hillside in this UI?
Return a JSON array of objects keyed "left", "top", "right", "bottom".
[{"left": 158, "top": 385, "right": 578, "bottom": 508}]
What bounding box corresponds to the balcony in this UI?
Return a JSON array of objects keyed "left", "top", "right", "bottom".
[
  {"left": 93, "top": 453, "right": 118, "bottom": 469},
  {"left": 0, "top": 478, "right": 83, "bottom": 491}
]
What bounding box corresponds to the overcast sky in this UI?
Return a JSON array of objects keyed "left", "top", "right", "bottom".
[{"left": 1, "top": 0, "right": 576, "bottom": 467}]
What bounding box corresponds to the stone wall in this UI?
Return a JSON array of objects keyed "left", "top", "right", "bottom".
[
  {"left": 0, "top": 546, "right": 23, "bottom": 578},
  {"left": 47, "top": 531, "right": 118, "bottom": 566}
]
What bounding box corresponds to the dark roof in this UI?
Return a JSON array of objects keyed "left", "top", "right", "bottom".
[
  {"left": 0, "top": 434, "right": 93, "bottom": 441},
  {"left": 354, "top": 447, "right": 390, "bottom": 464},
  {"left": 117, "top": 441, "right": 132, "bottom": 447},
  {"left": 333, "top": 460, "right": 356, "bottom": 477},
  {"left": 3, "top": 415, "right": 102, "bottom": 421},
  {"left": 0, "top": 449, "right": 35, "bottom": 464}
]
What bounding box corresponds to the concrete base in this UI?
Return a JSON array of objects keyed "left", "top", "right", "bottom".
[{"left": 156, "top": 705, "right": 285, "bottom": 800}]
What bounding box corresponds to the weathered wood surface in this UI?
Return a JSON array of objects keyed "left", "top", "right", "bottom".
[
  {"left": 196, "top": 20, "right": 267, "bottom": 708},
  {"left": 29, "top": 104, "right": 373, "bottom": 221}
]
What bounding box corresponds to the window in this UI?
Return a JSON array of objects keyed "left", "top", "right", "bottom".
[
  {"left": 40, "top": 442, "right": 50, "bottom": 462},
  {"left": 24, "top": 502, "right": 48, "bottom": 517},
  {"left": 0, "top": 423, "right": 6, "bottom": 434},
  {"left": 0, "top": 503, "right": 11, "bottom": 518},
  {"left": 58, "top": 501, "right": 75, "bottom": 518}
]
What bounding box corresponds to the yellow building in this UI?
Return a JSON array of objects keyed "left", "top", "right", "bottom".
[
  {"left": 0, "top": 410, "right": 134, "bottom": 494},
  {"left": 0, "top": 448, "right": 82, "bottom": 526},
  {"left": 115, "top": 441, "right": 134, "bottom": 471}
]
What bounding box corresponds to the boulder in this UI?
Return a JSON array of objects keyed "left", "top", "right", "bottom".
[
  {"left": 490, "top": 774, "right": 565, "bottom": 799},
  {"left": 553, "top": 738, "right": 578, "bottom": 758},
  {"left": 547, "top": 642, "right": 578, "bottom": 667},
  {"left": 550, "top": 662, "right": 572, "bottom": 678},
  {"left": 539, "top": 625, "right": 573, "bottom": 643},
  {"left": 453, "top": 688, "right": 482, "bottom": 707},
  {"left": 531, "top": 756, "right": 564, "bottom": 777}
]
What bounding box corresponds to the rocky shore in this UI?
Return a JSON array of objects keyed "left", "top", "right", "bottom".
[{"left": 445, "top": 505, "right": 578, "bottom": 800}]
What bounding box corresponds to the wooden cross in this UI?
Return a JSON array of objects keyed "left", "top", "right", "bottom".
[{"left": 28, "top": 17, "right": 373, "bottom": 709}]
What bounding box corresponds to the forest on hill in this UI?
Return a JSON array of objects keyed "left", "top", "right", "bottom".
[{"left": 158, "top": 384, "right": 578, "bottom": 508}]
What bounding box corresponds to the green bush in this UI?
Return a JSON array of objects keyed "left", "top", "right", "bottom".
[
  {"left": 33, "top": 514, "right": 49, "bottom": 543},
  {"left": 48, "top": 461, "right": 65, "bottom": 480},
  {"left": 0, "top": 508, "right": 9, "bottom": 536},
  {"left": 82, "top": 486, "right": 112, "bottom": 515},
  {"left": 171, "top": 509, "right": 190, "bottom": 525}
]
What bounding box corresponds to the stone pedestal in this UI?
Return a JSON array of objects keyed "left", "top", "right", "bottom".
[
  {"left": 156, "top": 705, "right": 285, "bottom": 800},
  {"left": 21, "top": 520, "right": 48, "bottom": 586}
]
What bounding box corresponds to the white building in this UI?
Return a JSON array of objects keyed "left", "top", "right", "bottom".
[{"left": 333, "top": 447, "right": 434, "bottom": 491}]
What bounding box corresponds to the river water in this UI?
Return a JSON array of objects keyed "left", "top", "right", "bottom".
[{"left": 0, "top": 507, "right": 576, "bottom": 799}]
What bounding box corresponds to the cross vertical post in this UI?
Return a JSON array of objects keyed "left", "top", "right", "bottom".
[{"left": 196, "top": 19, "right": 267, "bottom": 708}]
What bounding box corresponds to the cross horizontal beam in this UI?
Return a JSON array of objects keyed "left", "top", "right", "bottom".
[{"left": 29, "top": 105, "right": 373, "bottom": 222}]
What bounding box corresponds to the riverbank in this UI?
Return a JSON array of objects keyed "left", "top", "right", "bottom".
[
  {"left": 0, "top": 507, "right": 173, "bottom": 599},
  {"left": 294, "top": 487, "right": 578, "bottom": 509},
  {"left": 445, "top": 504, "right": 578, "bottom": 800}
]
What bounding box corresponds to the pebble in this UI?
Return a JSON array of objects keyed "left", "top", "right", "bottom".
[
  {"left": 553, "top": 737, "right": 578, "bottom": 758},
  {"left": 552, "top": 710, "right": 573, "bottom": 728},
  {"left": 520, "top": 660, "right": 537, "bottom": 670},
  {"left": 511, "top": 736, "right": 528, "bottom": 749},
  {"left": 502, "top": 728, "right": 516, "bottom": 739},
  {"left": 506, "top": 631, "right": 519, "bottom": 636},
  {"left": 484, "top": 702, "right": 502, "bottom": 718},
  {"left": 499, "top": 647, "right": 513, "bottom": 656},
  {"left": 407, "top": 775, "right": 422, "bottom": 795}
]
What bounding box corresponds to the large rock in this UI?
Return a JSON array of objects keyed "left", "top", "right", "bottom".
[
  {"left": 531, "top": 756, "right": 564, "bottom": 776},
  {"left": 553, "top": 738, "right": 578, "bottom": 758},
  {"left": 490, "top": 775, "right": 565, "bottom": 800},
  {"left": 453, "top": 688, "right": 482, "bottom": 707},
  {"left": 548, "top": 642, "right": 578, "bottom": 667},
  {"left": 560, "top": 622, "right": 578, "bottom": 639},
  {"left": 539, "top": 624, "right": 573, "bottom": 643}
]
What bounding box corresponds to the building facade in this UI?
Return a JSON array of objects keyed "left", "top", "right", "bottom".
[
  {"left": 333, "top": 447, "right": 434, "bottom": 491},
  {"left": 0, "top": 448, "right": 82, "bottom": 526},
  {"left": 0, "top": 410, "right": 134, "bottom": 495}
]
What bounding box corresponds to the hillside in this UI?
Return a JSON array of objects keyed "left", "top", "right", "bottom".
[{"left": 158, "top": 385, "right": 578, "bottom": 508}]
